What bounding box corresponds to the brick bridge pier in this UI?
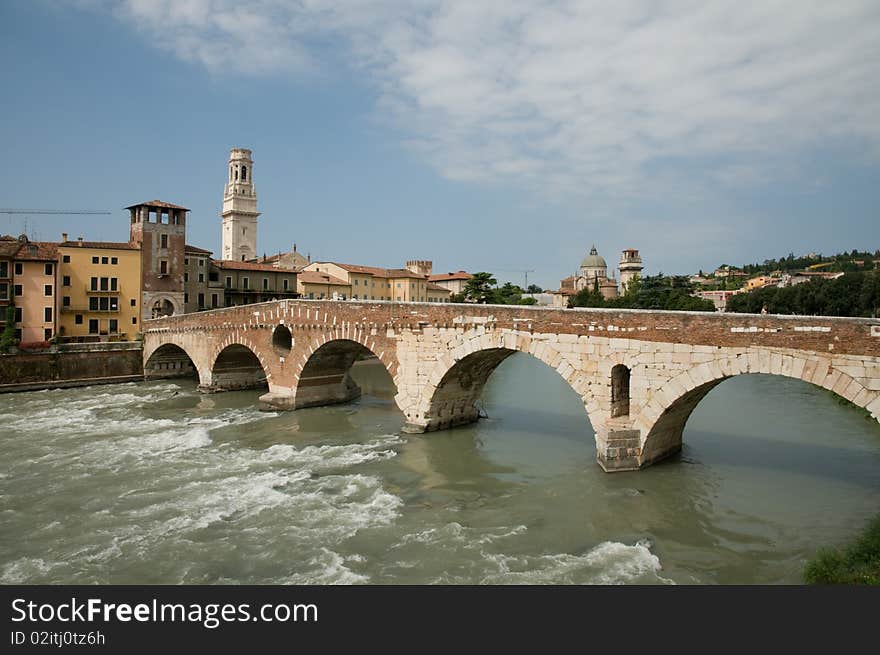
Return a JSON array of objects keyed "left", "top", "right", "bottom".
[{"left": 143, "top": 300, "right": 880, "bottom": 472}]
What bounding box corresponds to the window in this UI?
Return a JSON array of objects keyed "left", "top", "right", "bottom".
[
  {"left": 90, "top": 277, "right": 98, "bottom": 291},
  {"left": 62, "top": 296, "right": 70, "bottom": 307},
  {"left": 44, "top": 263, "right": 53, "bottom": 275},
  {"left": 184, "top": 258, "right": 189, "bottom": 266},
  {"left": 75, "top": 314, "right": 83, "bottom": 325},
  {"left": 101, "top": 257, "right": 108, "bottom": 265},
  {"left": 160, "top": 234, "right": 168, "bottom": 249},
  {"left": 88, "top": 319, "right": 98, "bottom": 334},
  {"left": 282, "top": 279, "right": 289, "bottom": 291},
  {"left": 198, "top": 293, "right": 204, "bottom": 308},
  {"left": 14, "top": 284, "right": 22, "bottom": 296},
  {"left": 611, "top": 365, "right": 631, "bottom": 418},
  {"left": 159, "top": 260, "right": 168, "bottom": 274},
  {"left": 198, "top": 273, "right": 204, "bottom": 283},
  {"left": 130, "top": 298, "right": 136, "bottom": 307},
  {"left": 100, "top": 277, "right": 109, "bottom": 291},
  {"left": 110, "top": 278, "right": 117, "bottom": 291},
  {"left": 354, "top": 279, "right": 359, "bottom": 286},
  {"left": 242, "top": 277, "right": 249, "bottom": 290},
  {"left": 211, "top": 294, "right": 218, "bottom": 308},
  {"left": 184, "top": 273, "right": 189, "bottom": 282},
  {"left": 262, "top": 278, "right": 268, "bottom": 290},
  {"left": 111, "top": 257, "right": 118, "bottom": 265},
  {"left": 0, "top": 283, "right": 6, "bottom": 300},
  {"left": 184, "top": 292, "right": 189, "bottom": 303},
  {"left": 198, "top": 259, "right": 204, "bottom": 267},
  {"left": 91, "top": 257, "right": 99, "bottom": 264},
  {"left": 109, "top": 319, "right": 118, "bottom": 333},
  {"left": 14, "top": 263, "right": 22, "bottom": 275},
  {"left": 44, "top": 284, "right": 52, "bottom": 296},
  {"left": 242, "top": 165, "right": 247, "bottom": 181},
  {"left": 44, "top": 307, "right": 52, "bottom": 322},
  {"left": 0, "top": 262, "right": 6, "bottom": 278},
  {"left": 62, "top": 275, "right": 70, "bottom": 286},
  {"left": 109, "top": 297, "right": 118, "bottom": 311},
  {"left": 62, "top": 255, "right": 70, "bottom": 263},
  {"left": 44, "top": 328, "right": 52, "bottom": 341},
  {"left": 225, "top": 277, "right": 232, "bottom": 289},
  {"left": 308, "top": 292, "right": 314, "bottom": 299},
  {"left": 14, "top": 307, "right": 22, "bottom": 322},
  {"left": 89, "top": 297, "right": 99, "bottom": 311},
  {"left": 132, "top": 317, "right": 137, "bottom": 325}
]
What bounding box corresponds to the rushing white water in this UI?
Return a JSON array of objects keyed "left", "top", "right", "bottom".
[{"left": 2, "top": 356, "right": 879, "bottom": 584}]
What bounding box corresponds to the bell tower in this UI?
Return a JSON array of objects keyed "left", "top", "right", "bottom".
[{"left": 221, "top": 148, "right": 260, "bottom": 261}]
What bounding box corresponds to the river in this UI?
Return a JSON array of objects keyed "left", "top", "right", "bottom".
[{"left": 2, "top": 354, "right": 879, "bottom": 584}]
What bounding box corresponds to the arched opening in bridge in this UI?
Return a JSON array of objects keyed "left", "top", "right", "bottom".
[
  {"left": 610, "top": 364, "right": 630, "bottom": 418},
  {"left": 144, "top": 344, "right": 197, "bottom": 380},
  {"left": 272, "top": 324, "right": 292, "bottom": 354},
  {"left": 209, "top": 344, "right": 268, "bottom": 392},
  {"left": 418, "top": 350, "right": 593, "bottom": 442},
  {"left": 640, "top": 373, "right": 879, "bottom": 470},
  {"left": 295, "top": 339, "right": 396, "bottom": 410}
]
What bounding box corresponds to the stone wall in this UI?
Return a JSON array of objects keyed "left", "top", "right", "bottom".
[{"left": 0, "top": 343, "right": 143, "bottom": 391}]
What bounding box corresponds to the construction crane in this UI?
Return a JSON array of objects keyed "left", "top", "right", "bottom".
[
  {"left": 1, "top": 209, "right": 111, "bottom": 215},
  {"left": 493, "top": 268, "right": 537, "bottom": 290}
]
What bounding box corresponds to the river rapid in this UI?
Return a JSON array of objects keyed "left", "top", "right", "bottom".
[{"left": 2, "top": 354, "right": 879, "bottom": 584}]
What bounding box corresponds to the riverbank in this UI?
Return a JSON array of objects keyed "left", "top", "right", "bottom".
[
  {"left": 0, "top": 342, "right": 143, "bottom": 393},
  {"left": 805, "top": 513, "right": 880, "bottom": 585}
]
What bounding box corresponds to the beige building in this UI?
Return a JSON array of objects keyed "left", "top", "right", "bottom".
[
  {"left": 57, "top": 239, "right": 141, "bottom": 341},
  {"left": 11, "top": 238, "right": 58, "bottom": 343},
  {"left": 222, "top": 148, "right": 260, "bottom": 262},
  {"left": 304, "top": 261, "right": 451, "bottom": 302},
  {"left": 184, "top": 244, "right": 214, "bottom": 312},
  {"left": 297, "top": 269, "right": 351, "bottom": 299},
  {"left": 213, "top": 260, "right": 298, "bottom": 306},
  {"left": 427, "top": 271, "right": 472, "bottom": 295}
]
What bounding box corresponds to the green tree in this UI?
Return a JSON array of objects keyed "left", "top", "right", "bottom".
[
  {"left": 0, "top": 304, "right": 17, "bottom": 353},
  {"left": 463, "top": 272, "right": 497, "bottom": 304},
  {"left": 526, "top": 284, "right": 543, "bottom": 294}
]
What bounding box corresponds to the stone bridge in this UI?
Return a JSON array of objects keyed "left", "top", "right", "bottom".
[{"left": 142, "top": 299, "right": 880, "bottom": 472}]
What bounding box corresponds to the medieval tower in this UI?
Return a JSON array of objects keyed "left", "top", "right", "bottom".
[
  {"left": 619, "top": 248, "right": 644, "bottom": 292},
  {"left": 222, "top": 148, "right": 260, "bottom": 261}
]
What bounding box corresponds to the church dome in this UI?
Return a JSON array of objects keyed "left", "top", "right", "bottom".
[{"left": 580, "top": 245, "right": 607, "bottom": 269}]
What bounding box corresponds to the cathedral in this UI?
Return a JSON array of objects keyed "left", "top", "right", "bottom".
[{"left": 556, "top": 245, "right": 644, "bottom": 301}]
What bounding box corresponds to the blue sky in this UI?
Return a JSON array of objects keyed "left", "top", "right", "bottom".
[{"left": 2, "top": 1, "right": 878, "bottom": 290}]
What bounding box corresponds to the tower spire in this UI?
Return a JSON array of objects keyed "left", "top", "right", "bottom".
[{"left": 221, "top": 148, "right": 260, "bottom": 261}]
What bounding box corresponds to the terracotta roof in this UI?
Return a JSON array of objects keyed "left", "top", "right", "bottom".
[
  {"left": 298, "top": 270, "right": 350, "bottom": 286},
  {"left": 426, "top": 282, "right": 451, "bottom": 292},
  {"left": 428, "top": 271, "right": 472, "bottom": 281},
  {"left": 14, "top": 241, "right": 58, "bottom": 261},
  {"left": 125, "top": 200, "right": 189, "bottom": 211},
  {"left": 185, "top": 244, "right": 213, "bottom": 255},
  {"left": 313, "top": 262, "right": 427, "bottom": 280},
  {"left": 212, "top": 259, "right": 296, "bottom": 273},
  {"left": 59, "top": 240, "right": 138, "bottom": 251},
  {"left": 0, "top": 236, "right": 21, "bottom": 258}
]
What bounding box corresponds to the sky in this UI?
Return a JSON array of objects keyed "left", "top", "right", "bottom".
[{"left": 1, "top": 0, "right": 878, "bottom": 290}]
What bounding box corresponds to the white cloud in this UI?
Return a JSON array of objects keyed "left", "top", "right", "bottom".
[{"left": 80, "top": 0, "right": 880, "bottom": 195}]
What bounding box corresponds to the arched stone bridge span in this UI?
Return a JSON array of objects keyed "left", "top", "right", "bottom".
[{"left": 143, "top": 300, "right": 880, "bottom": 472}]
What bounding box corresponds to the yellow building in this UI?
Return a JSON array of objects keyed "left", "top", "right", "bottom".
[
  {"left": 11, "top": 238, "right": 58, "bottom": 343},
  {"left": 297, "top": 269, "right": 351, "bottom": 299},
  {"left": 745, "top": 275, "right": 776, "bottom": 291},
  {"left": 56, "top": 239, "right": 141, "bottom": 341},
  {"left": 303, "top": 262, "right": 451, "bottom": 302}
]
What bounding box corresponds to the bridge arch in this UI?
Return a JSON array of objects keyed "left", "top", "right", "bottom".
[
  {"left": 405, "top": 329, "right": 600, "bottom": 434},
  {"left": 635, "top": 350, "right": 880, "bottom": 468},
  {"left": 207, "top": 338, "right": 272, "bottom": 392},
  {"left": 294, "top": 337, "right": 398, "bottom": 410},
  {"left": 143, "top": 341, "right": 200, "bottom": 380}
]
